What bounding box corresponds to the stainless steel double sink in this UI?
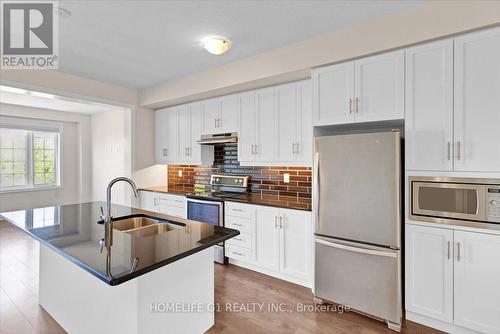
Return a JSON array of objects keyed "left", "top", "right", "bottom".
[{"left": 111, "top": 215, "right": 185, "bottom": 237}]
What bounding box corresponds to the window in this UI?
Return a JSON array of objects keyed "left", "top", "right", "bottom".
[{"left": 0, "top": 118, "right": 61, "bottom": 191}]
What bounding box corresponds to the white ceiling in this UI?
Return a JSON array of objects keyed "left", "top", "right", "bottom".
[
  {"left": 57, "top": 0, "right": 424, "bottom": 89},
  {"left": 0, "top": 86, "right": 128, "bottom": 115}
]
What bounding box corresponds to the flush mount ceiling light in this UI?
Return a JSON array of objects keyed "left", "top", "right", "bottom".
[{"left": 201, "top": 37, "right": 231, "bottom": 55}]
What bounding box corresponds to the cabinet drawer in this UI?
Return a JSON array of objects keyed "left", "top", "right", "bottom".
[
  {"left": 226, "top": 232, "right": 251, "bottom": 249},
  {"left": 159, "top": 205, "right": 186, "bottom": 219},
  {"left": 158, "top": 194, "right": 186, "bottom": 208},
  {"left": 225, "top": 202, "right": 252, "bottom": 219},
  {"left": 225, "top": 216, "right": 251, "bottom": 234},
  {"left": 226, "top": 245, "right": 251, "bottom": 262}
]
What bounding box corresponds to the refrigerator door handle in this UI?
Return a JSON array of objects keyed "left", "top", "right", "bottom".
[
  {"left": 314, "top": 152, "right": 320, "bottom": 231},
  {"left": 315, "top": 238, "right": 397, "bottom": 258}
]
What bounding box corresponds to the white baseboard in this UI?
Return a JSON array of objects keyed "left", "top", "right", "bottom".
[
  {"left": 406, "top": 311, "right": 481, "bottom": 334},
  {"left": 229, "top": 258, "right": 312, "bottom": 289}
]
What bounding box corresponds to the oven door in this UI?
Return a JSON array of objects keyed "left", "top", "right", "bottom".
[
  {"left": 411, "top": 181, "right": 486, "bottom": 222},
  {"left": 186, "top": 198, "right": 225, "bottom": 264}
]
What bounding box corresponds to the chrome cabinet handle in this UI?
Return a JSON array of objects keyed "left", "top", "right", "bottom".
[
  {"left": 292, "top": 143, "right": 295, "bottom": 154},
  {"left": 233, "top": 237, "right": 243, "bottom": 241},
  {"left": 153, "top": 197, "right": 158, "bottom": 206},
  {"left": 355, "top": 97, "right": 360, "bottom": 113},
  {"left": 457, "top": 242, "right": 461, "bottom": 261},
  {"left": 279, "top": 216, "right": 284, "bottom": 229},
  {"left": 232, "top": 251, "right": 244, "bottom": 256},
  {"left": 447, "top": 241, "right": 451, "bottom": 260},
  {"left": 99, "top": 238, "right": 105, "bottom": 253},
  {"left": 251, "top": 144, "right": 255, "bottom": 155},
  {"left": 162, "top": 148, "right": 168, "bottom": 157},
  {"left": 218, "top": 118, "right": 221, "bottom": 128},
  {"left": 457, "top": 141, "right": 461, "bottom": 160},
  {"left": 447, "top": 142, "right": 451, "bottom": 161},
  {"left": 232, "top": 208, "right": 243, "bottom": 212},
  {"left": 349, "top": 98, "right": 353, "bottom": 114},
  {"left": 233, "top": 223, "right": 243, "bottom": 227},
  {"left": 187, "top": 147, "right": 190, "bottom": 156},
  {"left": 295, "top": 142, "right": 299, "bottom": 154},
  {"left": 274, "top": 216, "right": 278, "bottom": 228},
  {"left": 129, "top": 258, "right": 139, "bottom": 273},
  {"left": 254, "top": 144, "right": 258, "bottom": 154}
]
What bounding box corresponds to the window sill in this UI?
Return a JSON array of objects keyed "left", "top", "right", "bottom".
[{"left": 0, "top": 185, "right": 63, "bottom": 194}]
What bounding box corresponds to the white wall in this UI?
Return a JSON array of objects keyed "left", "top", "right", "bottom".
[
  {"left": 90, "top": 109, "right": 132, "bottom": 206},
  {"left": 0, "top": 103, "right": 92, "bottom": 211},
  {"left": 139, "top": 0, "right": 500, "bottom": 108}
]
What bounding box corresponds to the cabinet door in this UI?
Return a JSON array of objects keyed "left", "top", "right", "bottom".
[
  {"left": 139, "top": 191, "right": 158, "bottom": 212},
  {"left": 188, "top": 102, "right": 202, "bottom": 163},
  {"left": 354, "top": 50, "right": 404, "bottom": 122},
  {"left": 313, "top": 62, "right": 354, "bottom": 125},
  {"left": 276, "top": 83, "right": 297, "bottom": 162},
  {"left": 279, "top": 209, "right": 311, "bottom": 282},
  {"left": 255, "top": 87, "right": 276, "bottom": 162},
  {"left": 238, "top": 91, "right": 257, "bottom": 163},
  {"left": 405, "top": 40, "right": 454, "bottom": 171},
  {"left": 165, "top": 108, "right": 178, "bottom": 163},
  {"left": 454, "top": 27, "right": 500, "bottom": 172},
  {"left": 454, "top": 231, "right": 500, "bottom": 333},
  {"left": 219, "top": 94, "right": 239, "bottom": 133},
  {"left": 405, "top": 224, "right": 453, "bottom": 323},
  {"left": 201, "top": 98, "right": 220, "bottom": 134},
  {"left": 177, "top": 105, "right": 191, "bottom": 164},
  {"left": 295, "top": 80, "right": 313, "bottom": 166},
  {"left": 253, "top": 206, "right": 280, "bottom": 271},
  {"left": 155, "top": 108, "right": 170, "bottom": 163}
]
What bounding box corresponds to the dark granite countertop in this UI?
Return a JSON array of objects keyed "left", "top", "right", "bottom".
[
  {"left": 0, "top": 202, "right": 239, "bottom": 286},
  {"left": 139, "top": 187, "right": 312, "bottom": 212}
]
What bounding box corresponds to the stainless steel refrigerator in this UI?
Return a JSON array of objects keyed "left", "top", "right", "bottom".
[{"left": 314, "top": 131, "right": 401, "bottom": 331}]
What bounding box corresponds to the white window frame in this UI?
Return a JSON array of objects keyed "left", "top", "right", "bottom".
[{"left": 0, "top": 116, "right": 63, "bottom": 193}]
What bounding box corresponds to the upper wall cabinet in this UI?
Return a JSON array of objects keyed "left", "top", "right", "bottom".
[
  {"left": 454, "top": 27, "right": 500, "bottom": 172},
  {"left": 405, "top": 40, "right": 454, "bottom": 171},
  {"left": 201, "top": 95, "right": 239, "bottom": 135},
  {"left": 238, "top": 80, "right": 313, "bottom": 167},
  {"left": 313, "top": 50, "right": 404, "bottom": 126},
  {"left": 405, "top": 27, "right": 500, "bottom": 172},
  {"left": 156, "top": 104, "right": 213, "bottom": 165},
  {"left": 155, "top": 107, "right": 178, "bottom": 164}
]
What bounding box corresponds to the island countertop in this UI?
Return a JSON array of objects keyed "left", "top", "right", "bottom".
[{"left": 0, "top": 202, "right": 239, "bottom": 286}]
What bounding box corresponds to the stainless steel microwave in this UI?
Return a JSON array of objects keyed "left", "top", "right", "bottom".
[{"left": 410, "top": 177, "right": 500, "bottom": 224}]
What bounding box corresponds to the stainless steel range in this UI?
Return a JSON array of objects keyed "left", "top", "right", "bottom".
[{"left": 186, "top": 174, "right": 249, "bottom": 264}]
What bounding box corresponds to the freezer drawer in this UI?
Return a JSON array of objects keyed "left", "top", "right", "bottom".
[{"left": 314, "top": 237, "right": 401, "bottom": 324}]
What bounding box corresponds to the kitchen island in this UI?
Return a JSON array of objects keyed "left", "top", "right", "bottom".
[{"left": 0, "top": 202, "right": 239, "bottom": 334}]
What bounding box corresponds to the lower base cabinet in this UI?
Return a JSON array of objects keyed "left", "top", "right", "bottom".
[
  {"left": 139, "top": 191, "right": 186, "bottom": 219},
  {"left": 406, "top": 223, "right": 500, "bottom": 333},
  {"left": 226, "top": 202, "right": 312, "bottom": 287}
]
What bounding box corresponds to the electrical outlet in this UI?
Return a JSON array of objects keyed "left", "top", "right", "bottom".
[
  {"left": 178, "top": 170, "right": 183, "bottom": 177},
  {"left": 283, "top": 173, "right": 290, "bottom": 183}
]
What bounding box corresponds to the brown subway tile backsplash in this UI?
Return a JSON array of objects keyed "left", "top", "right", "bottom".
[{"left": 167, "top": 143, "right": 312, "bottom": 198}]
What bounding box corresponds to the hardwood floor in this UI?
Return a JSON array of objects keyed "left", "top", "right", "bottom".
[{"left": 0, "top": 221, "right": 441, "bottom": 334}]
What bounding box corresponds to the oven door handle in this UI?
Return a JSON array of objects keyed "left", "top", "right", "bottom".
[{"left": 186, "top": 198, "right": 223, "bottom": 207}]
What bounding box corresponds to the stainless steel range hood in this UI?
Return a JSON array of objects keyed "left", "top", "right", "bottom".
[{"left": 197, "top": 133, "right": 237, "bottom": 145}]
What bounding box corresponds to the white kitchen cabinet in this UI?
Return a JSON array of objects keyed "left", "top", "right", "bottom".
[
  {"left": 312, "top": 51, "right": 403, "bottom": 126},
  {"left": 454, "top": 27, "right": 500, "bottom": 172},
  {"left": 239, "top": 80, "right": 312, "bottom": 166},
  {"left": 354, "top": 50, "right": 404, "bottom": 122},
  {"left": 140, "top": 191, "right": 159, "bottom": 212},
  {"left": 454, "top": 230, "right": 500, "bottom": 333},
  {"left": 255, "top": 87, "right": 276, "bottom": 163},
  {"left": 279, "top": 209, "right": 311, "bottom": 281},
  {"left": 155, "top": 107, "right": 178, "bottom": 164},
  {"left": 405, "top": 224, "right": 453, "bottom": 323},
  {"left": 276, "top": 82, "right": 297, "bottom": 162},
  {"left": 313, "top": 62, "right": 354, "bottom": 125},
  {"left": 406, "top": 223, "right": 500, "bottom": 333},
  {"left": 201, "top": 98, "right": 220, "bottom": 134},
  {"left": 139, "top": 191, "right": 186, "bottom": 219},
  {"left": 177, "top": 102, "right": 213, "bottom": 165},
  {"left": 219, "top": 94, "right": 239, "bottom": 133},
  {"left": 295, "top": 80, "right": 313, "bottom": 164},
  {"left": 201, "top": 95, "right": 239, "bottom": 135},
  {"left": 238, "top": 91, "right": 257, "bottom": 163},
  {"left": 253, "top": 205, "right": 280, "bottom": 271},
  {"left": 405, "top": 40, "right": 454, "bottom": 171}
]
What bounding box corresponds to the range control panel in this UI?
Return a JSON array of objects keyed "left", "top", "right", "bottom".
[{"left": 487, "top": 186, "right": 500, "bottom": 223}]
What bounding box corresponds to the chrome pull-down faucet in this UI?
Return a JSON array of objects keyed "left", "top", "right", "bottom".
[{"left": 100, "top": 177, "right": 139, "bottom": 251}]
